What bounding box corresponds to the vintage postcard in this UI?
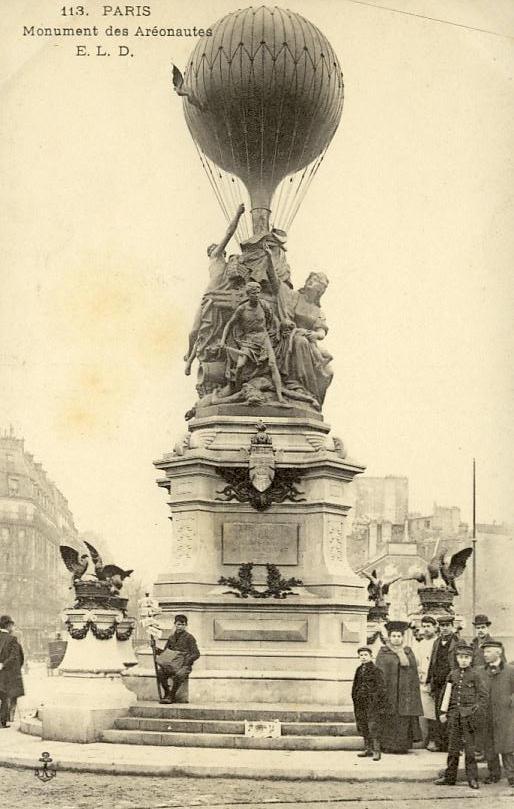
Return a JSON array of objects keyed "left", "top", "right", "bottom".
[{"left": 1, "top": 1, "right": 513, "bottom": 806}]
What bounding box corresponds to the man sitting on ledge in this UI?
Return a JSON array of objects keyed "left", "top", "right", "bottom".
[{"left": 156, "top": 614, "right": 200, "bottom": 704}]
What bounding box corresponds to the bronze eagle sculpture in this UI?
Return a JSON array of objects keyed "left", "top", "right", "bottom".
[{"left": 83, "top": 540, "right": 133, "bottom": 593}]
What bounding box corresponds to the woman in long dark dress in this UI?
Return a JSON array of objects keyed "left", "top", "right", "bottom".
[{"left": 375, "top": 620, "right": 423, "bottom": 753}]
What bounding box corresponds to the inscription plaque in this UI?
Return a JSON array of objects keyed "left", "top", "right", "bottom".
[
  {"left": 214, "top": 618, "right": 308, "bottom": 642},
  {"left": 222, "top": 523, "right": 299, "bottom": 565}
]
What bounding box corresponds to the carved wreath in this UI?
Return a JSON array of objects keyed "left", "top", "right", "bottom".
[
  {"left": 215, "top": 467, "right": 305, "bottom": 511},
  {"left": 219, "top": 562, "right": 303, "bottom": 599}
]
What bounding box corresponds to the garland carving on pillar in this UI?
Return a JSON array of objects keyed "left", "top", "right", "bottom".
[{"left": 219, "top": 563, "right": 303, "bottom": 599}]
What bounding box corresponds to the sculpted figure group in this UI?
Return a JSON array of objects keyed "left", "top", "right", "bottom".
[{"left": 184, "top": 204, "right": 333, "bottom": 415}]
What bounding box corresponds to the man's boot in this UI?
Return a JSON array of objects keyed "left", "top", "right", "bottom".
[
  {"left": 372, "top": 740, "right": 381, "bottom": 762},
  {"left": 435, "top": 755, "right": 457, "bottom": 785},
  {"left": 357, "top": 738, "right": 372, "bottom": 757}
]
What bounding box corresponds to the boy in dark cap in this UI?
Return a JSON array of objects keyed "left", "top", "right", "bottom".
[
  {"left": 434, "top": 641, "right": 488, "bottom": 789},
  {"left": 156, "top": 614, "right": 200, "bottom": 704},
  {"left": 352, "top": 645, "right": 387, "bottom": 761},
  {"left": 481, "top": 639, "right": 514, "bottom": 787}
]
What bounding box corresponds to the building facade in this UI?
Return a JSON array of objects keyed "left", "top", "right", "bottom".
[
  {"left": 347, "top": 476, "right": 472, "bottom": 627},
  {"left": 0, "top": 429, "right": 78, "bottom": 656},
  {"left": 460, "top": 522, "right": 514, "bottom": 660}
]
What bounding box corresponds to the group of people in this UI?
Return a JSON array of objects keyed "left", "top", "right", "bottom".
[
  {"left": 3, "top": 605, "right": 512, "bottom": 791},
  {"left": 352, "top": 614, "right": 514, "bottom": 789},
  {"left": 0, "top": 614, "right": 24, "bottom": 728}
]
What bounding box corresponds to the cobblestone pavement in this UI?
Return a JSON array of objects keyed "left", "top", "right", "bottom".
[{"left": 2, "top": 766, "right": 513, "bottom": 809}]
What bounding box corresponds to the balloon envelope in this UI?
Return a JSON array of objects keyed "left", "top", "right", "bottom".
[{"left": 182, "top": 6, "right": 344, "bottom": 211}]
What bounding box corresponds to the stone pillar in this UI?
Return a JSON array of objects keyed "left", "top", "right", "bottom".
[
  {"left": 39, "top": 607, "right": 137, "bottom": 743},
  {"left": 152, "top": 408, "right": 368, "bottom": 705}
]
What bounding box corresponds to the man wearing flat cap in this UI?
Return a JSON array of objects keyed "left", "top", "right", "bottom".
[
  {"left": 426, "top": 614, "right": 459, "bottom": 751},
  {"left": 480, "top": 639, "right": 514, "bottom": 786},
  {"left": 156, "top": 614, "right": 200, "bottom": 704}
]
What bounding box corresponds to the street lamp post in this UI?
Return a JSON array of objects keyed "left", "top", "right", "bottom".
[{"left": 472, "top": 458, "right": 477, "bottom": 619}]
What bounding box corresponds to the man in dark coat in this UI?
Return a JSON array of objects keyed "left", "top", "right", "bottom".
[
  {"left": 434, "top": 642, "right": 488, "bottom": 789},
  {"left": 156, "top": 614, "right": 200, "bottom": 704},
  {"left": 471, "top": 615, "right": 496, "bottom": 667},
  {"left": 426, "top": 615, "right": 459, "bottom": 751},
  {"left": 0, "top": 615, "right": 24, "bottom": 728},
  {"left": 469, "top": 613, "right": 503, "bottom": 760},
  {"left": 480, "top": 640, "right": 514, "bottom": 787},
  {"left": 352, "top": 646, "right": 387, "bottom": 761}
]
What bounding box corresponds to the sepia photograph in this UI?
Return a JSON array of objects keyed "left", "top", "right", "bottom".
[{"left": 0, "top": 1, "right": 513, "bottom": 807}]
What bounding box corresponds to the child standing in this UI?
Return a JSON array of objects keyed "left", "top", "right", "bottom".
[
  {"left": 434, "top": 641, "right": 488, "bottom": 789},
  {"left": 352, "top": 645, "right": 387, "bottom": 761}
]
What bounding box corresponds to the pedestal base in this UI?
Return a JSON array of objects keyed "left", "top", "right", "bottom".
[
  {"left": 154, "top": 411, "right": 367, "bottom": 707},
  {"left": 188, "top": 669, "right": 352, "bottom": 705},
  {"left": 40, "top": 675, "right": 137, "bottom": 743}
]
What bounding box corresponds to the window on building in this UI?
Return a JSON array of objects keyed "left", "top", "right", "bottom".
[
  {"left": 8, "top": 477, "right": 19, "bottom": 496},
  {"left": 1, "top": 527, "right": 9, "bottom": 541},
  {"left": 6, "top": 453, "right": 14, "bottom": 466},
  {"left": 18, "top": 504, "right": 27, "bottom": 519},
  {"left": 18, "top": 529, "right": 26, "bottom": 539}
]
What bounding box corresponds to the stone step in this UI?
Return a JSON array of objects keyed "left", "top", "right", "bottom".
[
  {"left": 114, "top": 717, "right": 358, "bottom": 737},
  {"left": 128, "top": 701, "right": 354, "bottom": 723},
  {"left": 102, "top": 729, "right": 362, "bottom": 750}
]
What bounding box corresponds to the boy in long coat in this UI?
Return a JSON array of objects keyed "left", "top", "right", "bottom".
[
  {"left": 480, "top": 640, "right": 514, "bottom": 787},
  {"left": 352, "top": 646, "right": 387, "bottom": 761}
]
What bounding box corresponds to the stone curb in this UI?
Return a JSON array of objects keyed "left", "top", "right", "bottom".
[
  {"left": 0, "top": 723, "right": 465, "bottom": 782},
  {"left": 1, "top": 754, "right": 443, "bottom": 781}
]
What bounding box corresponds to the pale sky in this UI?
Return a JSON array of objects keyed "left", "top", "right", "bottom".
[{"left": 1, "top": 1, "right": 513, "bottom": 584}]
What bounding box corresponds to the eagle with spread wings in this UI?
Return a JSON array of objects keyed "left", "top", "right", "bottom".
[
  {"left": 59, "top": 546, "right": 89, "bottom": 586},
  {"left": 361, "top": 569, "right": 401, "bottom": 607},
  {"left": 83, "top": 540, "right": 133, "bottom": 593},
  {"left": 403, "top": 546, "right": 473, "bottom": 595}
]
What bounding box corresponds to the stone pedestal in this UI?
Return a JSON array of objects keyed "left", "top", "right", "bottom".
[
  {"left": 366, "top": 605, "right": 388, "bottom": 656},
  {"left": 153, "top": 407, "right": 367, "bottom": 705},
  {"left": 40, "top": 608, "right": 137, "bottom": 743}
]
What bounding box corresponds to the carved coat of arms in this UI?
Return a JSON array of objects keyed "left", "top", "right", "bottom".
[{"left": 248, "top": 422, "right": 275, "bottom": 492}]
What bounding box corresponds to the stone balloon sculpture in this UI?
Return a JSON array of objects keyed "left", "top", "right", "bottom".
[
  {"left": 155, "top": 5, "right": 367, "bottom": 709},
  {"left": 173, "top": 6, "right": 344, "bottom": 415}
]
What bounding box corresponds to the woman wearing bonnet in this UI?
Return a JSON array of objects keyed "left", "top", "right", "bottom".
[{"left": 375, "top": 620, "right": 424, "bottom": 754}]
